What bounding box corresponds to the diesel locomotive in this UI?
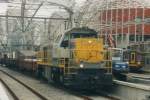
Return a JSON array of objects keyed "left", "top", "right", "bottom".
[
  {"left": 123, "top": 43, "right": 144, "bottom": 71},
  {"left": 36, "top": 27, "right": 113, "bottom": 89}
]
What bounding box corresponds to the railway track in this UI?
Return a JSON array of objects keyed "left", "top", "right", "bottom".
[
  {"left": 0, "top": 70, "right": 47, "bottom": 100},
  {"left": 0, "top": 69, "right": 96, "bottom": 100},
  {"left": 0, "top": 78, "right": 18, "bottom": 100},
  {"left": 80, "top": 92, "right": 120, "bottom": 100},
  {"left": 96, "top": 91, "right": 120, "bottom": 100},
  {"left": 50, "top": 82, "right": 120, "bottom": 100},
  {"left": 0, "top": 68, "right": 119, "bottom": 100},
  {"left": 0, "top": 69, "right": 94, "bottom": 100},
  {"left": 72, "top": 91, "right": 119, "bottom": 100}
]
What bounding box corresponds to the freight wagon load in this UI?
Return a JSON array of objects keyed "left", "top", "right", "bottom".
[
  {"left": 16, "top": 50, "right": 37, "bottom": 71},
  {"left": 0, "top": 52, "right": 17, "bottom": 67}
]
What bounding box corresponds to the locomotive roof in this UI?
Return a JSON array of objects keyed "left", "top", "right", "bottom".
[
  {"left": 17, "top": 50, "right": 36, "bottom": 57},
  {"left": 65, "top": 27, "right": 97, "bottom": 35}
]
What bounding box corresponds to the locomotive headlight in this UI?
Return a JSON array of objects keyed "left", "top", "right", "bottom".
[
  {"left": 80, "top": 64, "right": 84, "bottom": 68},
  {"left": 137, "top": 62, "right": 141, "bottom": 64},
  {"left": 115, "top": 65, "right": 120, "bottom": 68},
  {"left": 122, "top": 66, "right": 126, "bottom": 68},
  {"left": 88, "top": 40, "right": 92, "bottom": 44}
]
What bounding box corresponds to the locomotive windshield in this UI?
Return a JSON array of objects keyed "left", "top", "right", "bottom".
[
  {"left": 111, "top": 49, "right": 123, "bottom": 62},
  {"left": 62, "top": 32, "right": 97, "bottom": 41},
  {"left": 112, "top": 50, "right": 122, "bottom": 57},
  {"left": 61, "top": 28, "right": 98, "bottom": 48},
  {"left": 71, "top": 32, "right": 97, "bottom": 38}
]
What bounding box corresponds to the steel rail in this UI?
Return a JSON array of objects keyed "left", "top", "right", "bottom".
[
  {"left": 0, "top": 78, "right": 19, "bottom": 100},
  {"left": 0, "top": 70, "right": 48, "bottom": 100}
]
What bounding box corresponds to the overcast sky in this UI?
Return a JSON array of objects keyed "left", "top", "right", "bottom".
[
  {"left": 1, "top": 0, "right": 150, "bottom": 15},
  {"left": 0, "top": 0, "right": 86, "bottom": 15},
  {"left": 0, "top": 3, "right": 7, "bottom": 14},
  {"left": 76, "top": 0, "right": 86, "bottom": 5}
]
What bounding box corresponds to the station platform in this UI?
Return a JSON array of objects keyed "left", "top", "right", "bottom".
[
  {"left": 127, "top": 73, "right": 150, "bottom": 79},
  {"left": 0, "top": 82, "right": 12, "bottom": 100},
  {"left": 143, "top": 66, "right": 150, "bottom": 73},
  {"left": 113, "top": 80, "right": 150, "bottom": 100}
]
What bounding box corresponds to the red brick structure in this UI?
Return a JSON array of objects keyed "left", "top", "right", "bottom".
[{"left": 100, "top": 8, "right": 150, "bottom": 35}]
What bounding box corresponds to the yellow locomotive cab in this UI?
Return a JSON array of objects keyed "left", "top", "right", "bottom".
[
  {"left": 36, "top": 51, "right": 43, "bottom": 62},
  {"left": 73, "top": 38, "right": 104, "bottom": 63},
  {"left": 36, "top": 50, "right": 51, "bottom": 66}
]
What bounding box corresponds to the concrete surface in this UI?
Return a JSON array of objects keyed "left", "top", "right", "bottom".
[
  {"left": 0, "top": 82, "right": 11, "bottom": 100},
  {"left": 112, "top": 80, "right": 150, "bottom": 100}
]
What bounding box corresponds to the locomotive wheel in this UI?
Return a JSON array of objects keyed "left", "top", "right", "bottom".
[
  {"left": 51, "top": 73, "right": 54, "bottom": 81},
  {"left": 47, "top": 68, "right": 53, "bottom": 83},
  {"left": 35, "top": 70, "right": 39, "bottom": 78},
  {"left": 51, "top": 72, "right": 57, "bottom": 82},
  {"left": 59, "top": 74, "right": 64, "bottom": 85}
]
